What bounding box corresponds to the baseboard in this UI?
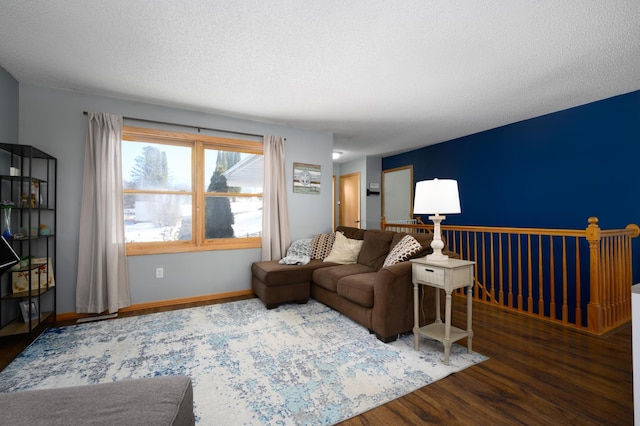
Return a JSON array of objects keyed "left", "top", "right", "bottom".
[
  {"left": 57, "top": 289, "right": 255, "bottom": 322},
  {"left": 76, "top": 313, "right": 118, "bottom": 324}
]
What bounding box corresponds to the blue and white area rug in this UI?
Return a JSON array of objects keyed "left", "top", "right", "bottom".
[{"left": 0, "top": 298, "right": 486, "bottom": 425}]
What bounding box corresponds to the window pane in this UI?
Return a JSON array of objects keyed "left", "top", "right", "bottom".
[
  {"left": 124, "top": 194, "right": 192, "bottom": 242},
  {"left": 204, "top": 149, "right": 263, "bottom": 193},
  {"left": 123, "top": 141, "right": 192, "bottom": 191},
  {"left": 205, "top": 195, "right": 262, "bottom": 239}
]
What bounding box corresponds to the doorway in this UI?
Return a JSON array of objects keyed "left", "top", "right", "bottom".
[
  {"left": 382, "top": 165, "right": 413, "bottom": 222},
  {"left": 339, "top": 172, "right": 361, "bottom": 228}
]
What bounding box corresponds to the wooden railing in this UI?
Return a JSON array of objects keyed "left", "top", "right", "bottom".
[{"left": 381, "top": 216, "right": 639, "bottom": 335}]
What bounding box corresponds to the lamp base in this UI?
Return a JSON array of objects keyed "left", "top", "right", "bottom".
[
  {"left": 426, "top": 252, "right": 449, "bottom": 262},
  {"left": 428, "top": 213, "right": 448, "bottom": 262}
]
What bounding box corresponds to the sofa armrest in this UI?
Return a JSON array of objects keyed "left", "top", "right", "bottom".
[
  {"left": 370, "top": 262, "right": 414, "bottom": 340},
  {"left": 371, "top": 260, "right": 448, "bottom": 341}
]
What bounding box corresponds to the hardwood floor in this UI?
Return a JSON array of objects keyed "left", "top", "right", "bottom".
[
  {"left": 340, "top": 301, "right": 633, "bottom": 426},
  {"left": 0, "top": 295, "right": 633, "bottom": 425}
]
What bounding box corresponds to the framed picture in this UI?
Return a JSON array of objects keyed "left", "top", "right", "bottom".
[
  {"left": 19, "top": 299, "right": 39, "bottom": 323},
  {"left": 12, "top": 257, "right": 55, "bottom": 293},
  {"left": 293, "top": 162, "right": 321, "bottom": 194}
]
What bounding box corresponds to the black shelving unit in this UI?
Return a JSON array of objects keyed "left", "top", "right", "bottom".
[{"left": 0, "top": 143, "right": 56, "bottom": 336}]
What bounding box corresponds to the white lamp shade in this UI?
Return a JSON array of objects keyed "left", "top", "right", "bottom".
[{"left": 413, "top": 178, "right": 461, "bottom": 215}]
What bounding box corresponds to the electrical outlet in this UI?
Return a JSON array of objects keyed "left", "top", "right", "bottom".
[{"left": 156, "top": 267, "right": 164, "bottom": 279}]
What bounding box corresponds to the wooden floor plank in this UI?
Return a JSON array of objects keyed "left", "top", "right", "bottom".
[{"left": 0, "top": 295, "right": 633, "bottom": 425}]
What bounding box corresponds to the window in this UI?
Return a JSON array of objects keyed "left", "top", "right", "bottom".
[{"left": 122, "top": 126, "right": 263, "bottom": 255}]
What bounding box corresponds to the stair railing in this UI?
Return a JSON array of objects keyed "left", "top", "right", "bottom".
[{"left": 381, "top": 216, "right": 639, "bottom": 335}]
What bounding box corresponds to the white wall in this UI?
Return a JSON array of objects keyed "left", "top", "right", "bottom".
[
  {"left": 0, "top": 67, "right": 18, "bottom": 144},
  {"left": 19, "top": 85, "right": 333, "bottom": 314},
  {"left": 334, "top": 156, "right": 382, "bottom": 230},
  {"left": 365, "top": 156, "right": 382, "bottom": 230}
]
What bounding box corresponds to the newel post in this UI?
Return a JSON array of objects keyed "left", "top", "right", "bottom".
[{"left": 586, "top": 217, "right": 602, "bottom": 334}]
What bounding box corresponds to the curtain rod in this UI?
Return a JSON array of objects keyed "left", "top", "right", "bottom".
[{"left": 82, "top": 111, "right": 264, "bottom": 139}]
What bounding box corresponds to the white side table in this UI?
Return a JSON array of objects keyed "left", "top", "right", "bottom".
[{"left": 411, "top": 257, "right": 475, "bottom": 365}]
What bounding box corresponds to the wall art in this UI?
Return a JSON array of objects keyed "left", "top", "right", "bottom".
[{"left": 293, "top": 162, "right": 321, "bottom": 194}]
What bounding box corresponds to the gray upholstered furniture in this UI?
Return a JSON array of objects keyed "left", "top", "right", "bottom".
[{"left": 0, "top": 375, "right": 195, "bottom": 426}]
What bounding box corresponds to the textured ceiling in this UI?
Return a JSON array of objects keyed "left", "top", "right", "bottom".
[{"left": 1, "top": 1, "right": 639, "bottom": 163}]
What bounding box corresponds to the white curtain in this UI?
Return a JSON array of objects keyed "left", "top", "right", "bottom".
[
  {"left": 262, "top": 135, "right": 290, "bottom": 260},
  {"left": 76, "top": 112, "right": 130, "bottom": 313}
]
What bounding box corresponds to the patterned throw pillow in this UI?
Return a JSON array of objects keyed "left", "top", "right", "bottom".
[
  {"left": 311, "top": 233, "right": 336, "bottom": 260},
  {"left": 382, "top": 234, "right": 422, "bottom": 268},
  {"left": 286, "top": 238, "right": 312, "bottom": 258},
  {"left": 278, "top": 238, "right": 314, "bottom": 265}
]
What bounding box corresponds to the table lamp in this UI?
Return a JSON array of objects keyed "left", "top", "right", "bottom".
[{"left": 413, "top": 178, "right": 461, "bottom": 261}]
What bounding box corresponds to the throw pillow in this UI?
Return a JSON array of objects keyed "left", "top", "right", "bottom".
[
  {"left": 311, "top": 233, "right": 336, "bottom": 260},
  {"left": 286, "top": 238, "right": 312, "bottom": 258},
  {"left": 278, "top": 238, "right": 313, "bottom": 265},
  {"left": 382, "top": 234, "right": 422, "bottom": 267},
  {"left": 323, "top": 231, "right": 364, "bottom": 264}
]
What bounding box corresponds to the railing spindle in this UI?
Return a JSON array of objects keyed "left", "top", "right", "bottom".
[
  {"left": 575, "top": 237, "right": 582, "bottom": 327},
  {"left": 562, "top": 236, "right": 568, "bottom": 323},
  {"left": 517, "top": 234, "right": 523, "bottom": 311}
]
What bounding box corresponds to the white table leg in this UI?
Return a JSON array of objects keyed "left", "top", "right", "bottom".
[
  {"left": 444, "top": 289, "right": 452, "bottom": 365},
  {"left": 435, "top": 287, "right": 441, "bottom": 324},
  {"left": 413, "top": 281, "right": 419, "bottom": 350},
  {"left": 467, "top": 283, "right": 474, "bottom": 353}
]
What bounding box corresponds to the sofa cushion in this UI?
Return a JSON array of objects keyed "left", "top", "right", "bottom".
[
  {"left": 312, "top": 263, "right": 376, "bottom": 293},
  {"left": 357, "top": 230, "right": 395, "bottom": 270},
  {"left": 323, "top": 231, "right": 364, "bottom": 264},
  {"left": 252, "top": 259, "right": 334, "bottom": 286},
  {"left": 383, "top": 234, "right": 422, "bottom": 267},
  {"left": 311, "top": 232, "right": 335, "bottom": 260},
  {"left": 337, "top": 273, "right": 375, "bottom": 308},
  {"left": 335, "top": 226, "right": 365, "bottom": 240}
]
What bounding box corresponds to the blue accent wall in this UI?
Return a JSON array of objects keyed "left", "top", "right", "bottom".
[
  {"left": 383, "top": 90, "right": 640, "bottom": 284},
  {"left": 384, "top": 91, "right": 640, "bottom": 229}
]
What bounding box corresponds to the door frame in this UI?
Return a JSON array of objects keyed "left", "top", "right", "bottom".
[
  {"left": 339, "top": 171, "right": 361, "bottom": 228},
  {"left": 382, "top": 165, "right": 414, "bottom": 222}
]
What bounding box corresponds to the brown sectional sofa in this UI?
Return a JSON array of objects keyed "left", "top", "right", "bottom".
[
  {"left": 252, "top": 226, "right": 457, "bottom": 343},
  {"left": 251, "top": 259, "right": 335, "bottom": 309}
]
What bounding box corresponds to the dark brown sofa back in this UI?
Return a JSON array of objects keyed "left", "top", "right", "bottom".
[{"left": 357, "top": 230, "right": 395, "bottom": 270}]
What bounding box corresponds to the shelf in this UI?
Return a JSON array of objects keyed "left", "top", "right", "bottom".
[
  {"left": 0, "top": 143, "right": 55, "bottom": 159},
  {"left": 2, "top": 287, "right": 54, "bottom": 300},
  {"left": 14, "top": 207, "right": 54, "bottom": 211},
  {"left": 416, "top": 322, "right": 469, "bottom": 344},
  {"left": 0, "top": 311, "right": 54, "bottom": 337},
  {"left": 8, "top": 261, "right": 47, "bottom": 273},
  {"left": 12, "top": 234, "right": 55, "bottom": 241},
  {"left": 0, "top": 142, "right": 57, "bottom": 336},
  {"left": 0, "top": 175, "right": 47, "bottom": 183}
]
